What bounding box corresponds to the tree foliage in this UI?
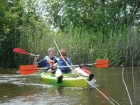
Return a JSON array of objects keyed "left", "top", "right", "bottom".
[
  {"left": 0, "top": 0, "right": 40, "bottom": 67},
  {"left": 44, "top": 0, "right": 140, "bottom": 32}
]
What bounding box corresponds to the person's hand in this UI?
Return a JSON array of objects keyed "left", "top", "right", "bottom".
[
  {"left": 79, "top": 64, "right": 84, "bottom": 68},
  {"left": 33, "top": 55, "right": 40, "bottom": 66},
  {"left": 52, "top": 63, "right": 58, "bottom": 70},
  {"left": 35, "top": 55, "right": 40, "bottom": 59},
  {"left": 51, "top": 66, "right": 57, "bottom": 70}
]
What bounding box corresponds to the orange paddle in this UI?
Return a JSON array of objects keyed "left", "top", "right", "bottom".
[
  {"left": 19, "top": 65, "right": 91, "bottom": 75},
  {"left": 19, "top": 59, "right": 109, "bottom": 75},
  {"left": 94, "top": 59, "right": 108, "bottom": 68},
  {"left": 13, "top": 48, "right": 108, "bottom": 68},
  {"left": 20, "top": 65, "right": 41, "bottom": 75}
]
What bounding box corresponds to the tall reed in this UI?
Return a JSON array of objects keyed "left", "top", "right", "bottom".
[{"left": 16, "top": 24, "right": 139, "bottom": 67}]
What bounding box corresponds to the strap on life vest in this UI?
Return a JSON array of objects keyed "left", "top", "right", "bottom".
[{"left": 47, "top": 60, "right": 54, "bottom": 67}]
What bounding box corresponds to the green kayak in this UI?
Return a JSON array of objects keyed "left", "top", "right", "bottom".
[{"left": 40, "top": 72, "right": 89, "bottom": 88}]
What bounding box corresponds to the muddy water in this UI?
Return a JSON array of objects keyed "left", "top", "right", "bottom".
[{"left": 0, "top": 67, "right": 140, "bottom": 105}]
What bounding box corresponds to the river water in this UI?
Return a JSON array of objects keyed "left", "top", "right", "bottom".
[{"left": 0, "top": 66, "right": 140, "bottom": 105}]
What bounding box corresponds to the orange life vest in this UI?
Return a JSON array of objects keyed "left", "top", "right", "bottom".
[{"left": 47, "top": 60, "right": 55, "bottom": 67}]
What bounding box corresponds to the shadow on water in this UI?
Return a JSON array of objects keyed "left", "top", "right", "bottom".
[{"left": 0, "top": 67, "right": 140, "bottom": 105}]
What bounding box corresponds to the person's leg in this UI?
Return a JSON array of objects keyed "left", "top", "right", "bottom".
[
  {"left": 75, "top": 68, "right": 94, "bottom": 81},
  {"left": 75, "top": 68, "right": 89, "bottom": 76},
  {"left": 89, "top": 74, "right": 94, "bottom": 81},
  {"left": 46, "top": 69, "right": 53, "bottom": 73},
  {"left": 55, "top": 69, "right": 63, "bottom": 83}
]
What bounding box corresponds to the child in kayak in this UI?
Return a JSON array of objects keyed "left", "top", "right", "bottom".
[
  {"left": 33, "top": 47, "right": 63, "bottom": 84},
  {"left": 56, "top": 49, "right": 94, "bottom": 83}
]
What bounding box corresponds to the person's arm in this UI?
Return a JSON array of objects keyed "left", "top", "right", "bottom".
[
  {"left": 69, "top": 61, "right": 75, "bottom": 70},
  {"left": 70, "top": 64, "right": 75, "bottom": 73},
  {"left": 33, "top": 56, "right": 40, "bottom": 66},
  {"left": 70, "top": 63, "right": 75, "bottom": 70},
  {"left": 52, "top": 58, "right": 58, "bottom": 69}
]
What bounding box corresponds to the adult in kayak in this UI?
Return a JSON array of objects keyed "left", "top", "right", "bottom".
[
  {"left": 56, "top": 49, "right": 94, "bottom": 83},
  {"left": 33, "top": 47, "right": 63, "bottom": 84}
]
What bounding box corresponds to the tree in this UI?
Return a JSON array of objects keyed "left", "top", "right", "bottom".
[
  {"left": 43, "top": 0, "right": 140, "bottom": 32},
  {"left": 0, "top": 0, "right": 40, "bottom": 67}
]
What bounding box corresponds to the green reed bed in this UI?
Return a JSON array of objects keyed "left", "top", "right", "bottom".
[{"left": 15, "top": 25, "right": 140, "bottom": 67}]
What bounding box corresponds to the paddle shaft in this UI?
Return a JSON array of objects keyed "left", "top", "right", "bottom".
[
  {"left": 21, "top": 61, "right": 107, "bottom": 71},
  {"left": 21, "top": 65, "right": 92, "bottom": 71},
  {"left": 19, "top": 65, "right": 92, "bottom": 75},
  {"left": 29, "top": 53, "right": 36, "bottom": 56},
  {"left": 14, "top": 48, "right": 109, "bottom": 74}
]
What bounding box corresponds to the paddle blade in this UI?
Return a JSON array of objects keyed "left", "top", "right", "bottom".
[
  {"left": 94, "top": 59, "right": 109, "bottom": 68},
  {"left": 19, "top": 65, "right": 38, "bottom": 75},
  {"left": 80, "top": 68, "right": 91, "bottom": 74},
  {"left": 13, "top": 48, "right": 29, "bottom": 55}
]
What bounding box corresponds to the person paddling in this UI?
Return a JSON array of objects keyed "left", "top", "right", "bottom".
[
  {"left": 56, "top": 49, "right": 94, "bottom": 83},
  {"left": 33, "top": 48, "right": 62, "bottom": 83}
]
